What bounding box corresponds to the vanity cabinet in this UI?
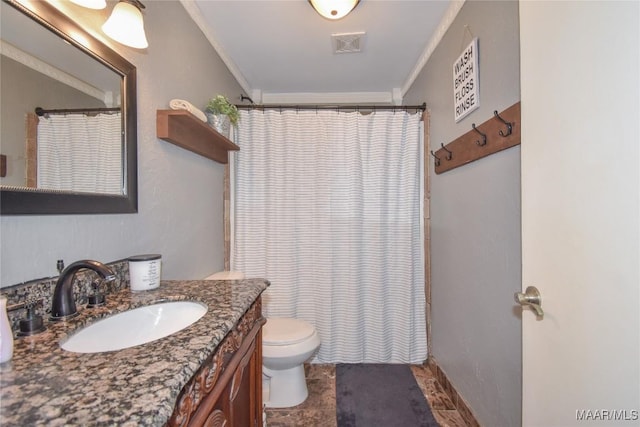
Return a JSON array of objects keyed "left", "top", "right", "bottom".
[{"left": 168, "top": 298, "right": 265, "bottom": 427}]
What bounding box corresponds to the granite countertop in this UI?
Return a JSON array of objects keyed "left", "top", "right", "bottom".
[{"left": 0, "top": 279, "right": 269, "bottom": 426}]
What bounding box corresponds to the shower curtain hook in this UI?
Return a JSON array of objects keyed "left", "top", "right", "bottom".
[
  {"left": 494, "top": 110, "right": 513, "bottom": 137},
  {"left": 440, "top": 143, "right": 453, "bottom": 161},
  {"left": 472, "top": 123, "right": 487, "bottom": 146},
  {"left": 430, "top": 150, "right": 441, "bottom": 167}
]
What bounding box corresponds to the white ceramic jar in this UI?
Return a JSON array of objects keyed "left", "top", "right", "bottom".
[{"left": 128, "top": 254, "right": 162, "bottom": 291}]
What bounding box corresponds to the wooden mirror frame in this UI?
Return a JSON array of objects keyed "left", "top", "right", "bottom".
[{"left": 1, "top": 0, "right": 137, "bottom": 215}]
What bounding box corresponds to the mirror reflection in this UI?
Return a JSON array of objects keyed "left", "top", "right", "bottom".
[{"left": 0, "top": 1, "right": 124, "bottom": 195}]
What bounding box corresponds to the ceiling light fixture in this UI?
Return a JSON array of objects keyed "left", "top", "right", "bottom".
[
  {"left": 102, "top": 0, "right": 148, "bottom": 49},
  {"left": 308, "top": 0, "right": 360, "bottom": 20},
  {"left": 69, "top": 0, "right": 106, "bottom": 9}
]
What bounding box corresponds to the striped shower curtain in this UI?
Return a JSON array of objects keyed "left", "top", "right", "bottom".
[
  {"left": 232, "top": 109, "right": 426, "bottom": 363},
  {"left": 37, "top": 112, "right": 122, "bottom": 194}
]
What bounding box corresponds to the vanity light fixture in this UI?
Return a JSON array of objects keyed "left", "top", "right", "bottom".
[
  {"left": 69, "top": 0, "right": 107, "bottom": 9},
  {"left": 308, "top": 0, "right": 360, "bottom": 20},
  {"left": 102, "top": 0, "right": 148, "bottom": 49}
]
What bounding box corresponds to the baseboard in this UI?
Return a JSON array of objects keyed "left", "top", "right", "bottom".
[{"left": 427, "top": 357, "right": 481, "bottom": 427}]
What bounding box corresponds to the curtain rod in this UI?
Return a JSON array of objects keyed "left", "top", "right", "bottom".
[
  {"left": 234, "top": 102, "right": 427, "bottom": 113},
  {"left": 35, "top": 107, "right": 120, "bottom": 116}
]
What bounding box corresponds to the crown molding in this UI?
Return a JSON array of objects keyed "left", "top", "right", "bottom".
[
  {"left": 261, "top": 91, "right": 394, "bottom": 105},
  {"left": 1, "top": 40, "right": 106, "bottom": 102},
  {"left": 401, "top": 0, "right": 466, "bottom": 96},
  {"left": 179, "top": 0, "right": 252, "bottom": 96}
]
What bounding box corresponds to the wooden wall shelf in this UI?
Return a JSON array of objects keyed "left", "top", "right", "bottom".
[{"left": 156, "top": 109, "right": 239, "bottom": 164}]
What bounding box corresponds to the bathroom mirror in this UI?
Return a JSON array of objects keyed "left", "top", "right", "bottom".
[{"left": 0, "top": 0, "right": 137, "bottom": 214}]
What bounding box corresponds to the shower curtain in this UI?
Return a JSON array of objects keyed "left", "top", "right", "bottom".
[
  {"left": 232, "top": 109, "right": 426, "bottom": 363},
  {"left": 37, "top": 112, "right": 122, "bottom": 194}
]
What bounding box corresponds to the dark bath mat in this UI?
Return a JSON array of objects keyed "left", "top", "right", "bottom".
[{"left": 336, "top": 364, "right": 439, "bottom": 427}]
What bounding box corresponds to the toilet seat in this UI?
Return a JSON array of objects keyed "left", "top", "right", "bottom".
[{"left": 263, "top": 318, "right": 316, "bottom": 346}]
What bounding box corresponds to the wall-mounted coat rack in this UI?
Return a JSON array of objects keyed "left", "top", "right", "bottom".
[{"left": 433, "top": 101, "right": 520, "bottom": 174}]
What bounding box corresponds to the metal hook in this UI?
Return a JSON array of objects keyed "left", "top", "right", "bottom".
[
  {"left": 240, "top": 94, "right": 254, "bottom": 104},
  {"left": 494, "top": 110, "right": 513, "bottom": 137},
  {"left": 441, "top": 143, "right": 453, "bottom": 161},
  {"left": 472, "top": 123, "right": 487, "bottom": 146},
  {"left": 430, "top": 150, "right": 441, "bottom": 167}
]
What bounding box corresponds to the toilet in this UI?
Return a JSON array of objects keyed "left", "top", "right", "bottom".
[
  {"left": 262, "top": 317, "right": 321, "bottom": 408},
  {"left": 206, "top": 271, "right": 321, "bottom": 408}
]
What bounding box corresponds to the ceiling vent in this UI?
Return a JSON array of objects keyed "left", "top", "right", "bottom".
[{"left": 332, "top": 32, "right": 365, "bottom": 54}]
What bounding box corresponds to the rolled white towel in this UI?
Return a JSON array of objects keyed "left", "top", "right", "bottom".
[{"left": 169, "top": 99, "right": 207, "bottom": 122}]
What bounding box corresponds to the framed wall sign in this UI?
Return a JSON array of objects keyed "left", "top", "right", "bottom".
[{"left": 453, "top": 37, "right": 479, "bottom": 122}]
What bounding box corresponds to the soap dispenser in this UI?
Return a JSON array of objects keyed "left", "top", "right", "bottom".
[{"left": 0, "top": 295, "right": 14, "bottom": 363}]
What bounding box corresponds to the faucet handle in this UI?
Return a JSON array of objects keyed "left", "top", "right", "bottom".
[
  {"left": 87, "top": 279, "right": 106, "bottom": 308},
  {"left": 17, "top": 299, "right": 46, "bottom": 336}
]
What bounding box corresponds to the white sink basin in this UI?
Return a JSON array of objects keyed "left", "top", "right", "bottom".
[{"left": 60, "top": 301, "right": 207, "bottom": 353}]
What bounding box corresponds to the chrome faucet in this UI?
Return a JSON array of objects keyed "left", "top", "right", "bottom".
[{"left": 50, "top": 260, "right": 116, "bottom": 321}]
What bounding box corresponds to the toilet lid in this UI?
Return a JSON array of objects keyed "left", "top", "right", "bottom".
[
  {"left": 205, "top": 271, "right": 245, "bottom": 280},
  {"left": 263, "top": 317, "right": 316, "bottom": 346}
]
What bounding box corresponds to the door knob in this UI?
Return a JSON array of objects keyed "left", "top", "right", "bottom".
[{"left": 515, "top": 286, "right": 544, "bottom": 318}]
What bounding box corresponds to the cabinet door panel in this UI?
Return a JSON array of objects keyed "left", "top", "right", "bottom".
[{"left": 229, "top": 339, "right": 257, "bottom": 426}]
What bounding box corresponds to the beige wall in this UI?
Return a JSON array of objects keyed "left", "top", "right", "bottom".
[
  {"left": 0, "top": 1, "right": 243, "bottom": 286},
  {"left": 404, "top": 1, "right": 522, "bottom": 426}
]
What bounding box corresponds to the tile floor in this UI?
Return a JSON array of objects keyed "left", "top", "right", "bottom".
[{"left": 264, "top": 363, "right": 469, "bottom": 427}]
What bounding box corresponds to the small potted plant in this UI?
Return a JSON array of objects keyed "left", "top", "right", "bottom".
[{"left": 205, "top": 95, "right": 239, "bottom": 137}]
